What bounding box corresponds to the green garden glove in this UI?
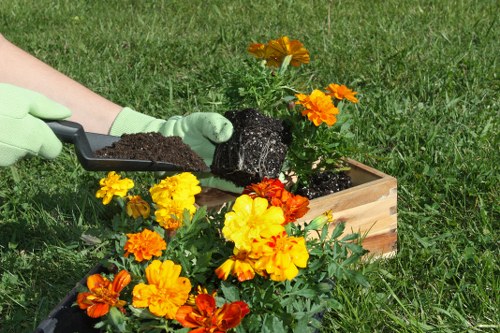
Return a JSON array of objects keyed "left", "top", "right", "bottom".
[
  {"left": 110, "top": 107, "right": 243, "bottom": 193},
  {"left": 0, "top": 84, "right": 72, "bottom": 167}
]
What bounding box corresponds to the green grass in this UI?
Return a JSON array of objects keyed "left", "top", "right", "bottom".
[{"left": 0, "top": 0, "right": 498, "bottom": 332}]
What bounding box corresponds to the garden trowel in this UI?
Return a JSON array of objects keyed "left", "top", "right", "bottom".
[{"left": 46, "top": 120, "right": 209, "bottom": 172}]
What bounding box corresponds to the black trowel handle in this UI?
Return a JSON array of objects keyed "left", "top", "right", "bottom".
[
  {"left": 46, "top": 120, "right": 94, "bottom": 159},
  {"left": 46, "top": 120, "right": 85, "bottom": 144}
]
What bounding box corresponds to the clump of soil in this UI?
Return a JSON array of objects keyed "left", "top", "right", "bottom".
[
  {"left": 211, "top": 108, "right": 290, "bottom": 187},
  {"left": 94, "top": 132, "right": 207, "bottom": 171},
  {"left": 296, "top": 170, "right": 352, "bottom": 199}
]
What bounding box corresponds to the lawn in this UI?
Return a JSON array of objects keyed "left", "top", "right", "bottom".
[{"left": 0, "top": 0, "right": 498, "bottom": 332}]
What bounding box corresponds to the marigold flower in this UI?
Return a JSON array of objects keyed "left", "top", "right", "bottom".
[
  {"left": 215, "top": 249, "right": 257, "bottom": 282},
  {"left": 243, "top": 177, "right": 285, "bottom": 201},
  {"left": 222, "top": 195, "right": 285, "bottom": 252},
  {"left": 126, "top": 195, "right": 150, "bottom": 219},
  {"left": 77, "top": 270, "right": 131, "bottom": 318},
  {"left": 176, "top": 293, "right": 250, "bottom": 332},
  {"left": 149, "top": 173, "right": 201, "bottom": 230},
  {"left": 271, "top": 190, "right": 310, "bottom": 225},
  {"left": 248, "top": 36, "right": 310, "bottom": 68},
  {"left": 95, "top": 171, "right": 134, "bottom": 205},
  {"left": 124, "top": 229, "right": 166, "bottom": 262},
  {"left": 149, "top": 172, "right": 201, "bottom": 206},
  {"left": 295, "top": 89, "right": 339, "bottom": 127},
  {"left": 154, "top": 199, "right": 196, "bottom": 230},
  {"left": 253, "top": 231, "right": 309, "bottom": 281},
  {"left": 325, "top": 83, "right": 359, "bottom": 103},
  {"left": 132, "top": 260, "right": 191, "bottom": 319}
]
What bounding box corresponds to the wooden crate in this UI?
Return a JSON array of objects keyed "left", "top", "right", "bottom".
[{"left": 196, "top": 158, "right": 398, "bottom": 258}]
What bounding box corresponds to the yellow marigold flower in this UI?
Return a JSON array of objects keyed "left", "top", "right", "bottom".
[
  {"left": 295, "top": 89, "right": 339, "bottom": 127},
  {"left": 95, "top": 171, "right": 134, "bottom": 205},
  {"left": 215, "top": 249, "right": 257, "bottom": 282},
  {"left": 222, "top": 194, "right": 285, "bottom": 252},
  {"left": 154, "top": 199, "right": 197, "bottom": 230},
  {"left": 149, "top": 172, "right": 201, "bottom": 205},
  {"left": 248, "top": 36, "right": 310, "bottom": 68},
  {"left": 132, "top": 260, "right": 191, "bottom": 319},
  {"left": 325, "top": 83, "right": 359, "bottom": 103},
  {"left": 126, "top": 195, "right": 150, "bottom": 219},
  {"left": 124, "top": 229, "right": 166, "bottom": 262},
  {"left": 253, "top": 231, "right": 309, "bottom": 281}
]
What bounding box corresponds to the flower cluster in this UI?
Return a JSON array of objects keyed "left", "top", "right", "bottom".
[
  {"left": 77, "top": 171, "right": 366, "bottom": 332},
  {"left": 216, "top": 179, "right": 310, "bottom": 282},
  {"left": 235, "top": 36, "right": 360, "bottom": 191},
  {"left": 149, "top": 172, "right": 201, "bottom": 230}
]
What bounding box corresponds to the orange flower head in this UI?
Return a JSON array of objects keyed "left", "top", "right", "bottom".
[
  {"left": 295, "top": 89, "right": 339, "bottom": 127},
  {"left": 271, "top": 190, "right": 310, "bottom": 225},
  {"left": 325, "top": 83, "right": 359, "bottom": 103},
  {"left": 124, "top": 228, "right": 167, "bottom": 262},
  {"left": 126, "top": 195, "right": 150, "bottom": 219},
  {"left": 248, "top": 36, "right": 310, "bottom": 68},
  {"left": 253, "top": 231, "right": 309, "bottom": 281},
  {"left": 247, "top": 43, "right": 267, "bottom": 59},
  {"left": 215, "top": 249, "right": 257, "bottom": 282},
  {"left": 77, "top": 270, "right": 131, "bottom": 318},
  {"left": 267, "top": 36, "right": 310, "bottom": 67},
  {"left": 176, "top": 293, "right": 250, "bottom": 332},
  {"left": 243, "top": 177, "right": 285, "bottom": 201}
]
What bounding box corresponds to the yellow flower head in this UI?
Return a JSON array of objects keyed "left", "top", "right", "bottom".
[
  {"left": 222, "top": 194, "right": 285, "bottom": 252},
  {"left": 132, "top": 260, "right": 191, "bottom": 319},
  {"left": 126, "top": 195, "right": 150, "bottom": 219},
  {"left": 154, "top": 199, "right": 197, "bottom": 230},
  {"left": 248, "top": 36, "right": 310, "bottom": 68},
  {"left": 295, "top": 89, "right": 339, "bottom": 127},
  {"left": 149, "top": 172, "right": 201, "bottom": 206},
  {"left": 96, "top": 171, "right": 134, "bottom": 205},
  {"left": 325, "top": 83, "right": 359, "bottom": 103},
  {"left": 124, "top": 229, "right": 167, "bottom": 262},
  {"left": 253, "top": 231, "right": 309, "bottom": 281},
  {"left": 149, "top": 173, "right": 201, "bottom": 230},
  {"left": 215, "top": 249, "right": 257, "bottom": 282}
]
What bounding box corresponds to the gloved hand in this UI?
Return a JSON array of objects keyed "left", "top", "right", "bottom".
[
  {"left": 0, "top": 83, "right": 72, "bottom": 167},
  {"left": 110, "top": 107, "right": 243, "bottom": 193}
]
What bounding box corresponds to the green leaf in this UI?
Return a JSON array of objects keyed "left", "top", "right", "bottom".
[
  {"left": 220, "top": 281, "right": 240, "bottom": 302},
  {"left": 329, "top": 222, "right": 345, "bottom": 239}
]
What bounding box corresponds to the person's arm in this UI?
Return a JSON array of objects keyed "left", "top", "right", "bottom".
[{"left": 0, "top": 33, "right": 121, "bottom": 134}]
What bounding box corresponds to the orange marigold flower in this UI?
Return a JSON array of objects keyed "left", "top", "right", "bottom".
[
  {"left": 95, "top": 171, "right": 134, "bottom": 205},
  {"left": 176, "top": 293, "right": 250, "bottom": 333},
  {"left": 253, "top": 231, "right": 309, "bottom": 281},
  {"left": 295, "top": 89, "right": 339, "bottom": 127},
  {"left": 247, "top": 43, "right": 267, "bottom": 59},
  {"left": 271, "top": 190, "right": 310, "bottom": 225},
  {"left": 243, "top": 177, "right": 285, "bottom": 200},
  {"left": 124, "top": 229, "right": 166, "bottom": 262},
  {"left": 215, "top": 249, "right": 257, "bottom": 282},
  {"left": 132, "top": 260, "right": 191, "bottom": 319},
  {"left": 325, "top": 83, "right": 359, "bottom": 103},
  {"left": 126, "top": 195, "right": 150, "bottom": 219},
  {"left": 77, "top": 270, "right": 131, "bottom": 318},
  {"left": 248, "top": 36, "right": 310, "bottom": 68}
]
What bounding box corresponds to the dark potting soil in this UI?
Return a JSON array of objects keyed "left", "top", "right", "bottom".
[
  {"left": 211, "top": 108, "right": 291, "bottom": 187},
  {"left": 296, "top": 170, "right": 353, "bottom": 199},
  {"left": 94, "top": 132, "right": 207, "bottom": 171}
]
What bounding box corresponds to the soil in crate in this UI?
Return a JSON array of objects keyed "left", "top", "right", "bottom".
[{"left": 94, "top": 132, "right": 207, "bottom": 171}]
